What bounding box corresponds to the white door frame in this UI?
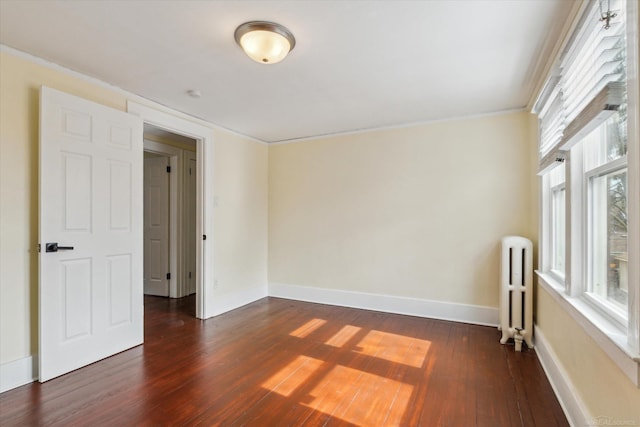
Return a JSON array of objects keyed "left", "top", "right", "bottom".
[
  {"left": 128, "top": 102, "right": 214, "bottom": 319},
  {"left": 143, "top": 140, "right": 182, "bottom": 298}
]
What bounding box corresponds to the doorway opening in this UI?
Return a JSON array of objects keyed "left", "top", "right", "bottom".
[
  {"left": 143, "top": 124, "right": 198, "bottom": 315},
  {"left": 128, "top": 100, "right": 213, "bottom": 320}
]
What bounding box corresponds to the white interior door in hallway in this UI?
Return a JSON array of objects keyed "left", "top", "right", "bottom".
[
  {"left": 144, "top": 154, "right": 170, "bottom": 297},
  {"left": 39, "top": 86, "right": 143, "bottom": 382},
  {"left": 183, "top": 151, "right": 197, "bottom": 296}
]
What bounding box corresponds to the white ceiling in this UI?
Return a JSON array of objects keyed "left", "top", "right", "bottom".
[{"left": 0, "top": 0, "right": 574, "bottom": 143}]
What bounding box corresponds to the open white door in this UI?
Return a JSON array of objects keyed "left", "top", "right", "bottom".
[{"left": 39, "top": 87, "right": 143, "bottom": 382}]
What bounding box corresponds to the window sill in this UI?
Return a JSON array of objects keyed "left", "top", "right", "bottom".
[{"left": 536, "top": 271, "right": 640, "bottom": 387}]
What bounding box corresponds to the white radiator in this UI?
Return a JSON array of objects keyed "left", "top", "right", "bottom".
[{"left": 499, "top": 236, "right": 533, "bottom": 351}]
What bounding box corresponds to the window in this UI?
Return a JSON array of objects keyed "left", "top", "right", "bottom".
[
  {"left": 534, "top": 0, "right": 639, "bottom": 371},
  {"left": 583, "top": 112, "right": 628, "bottom": 320}
]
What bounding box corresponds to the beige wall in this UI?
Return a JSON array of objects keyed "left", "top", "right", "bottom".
[
  {"left": 537, "top": 286, "right": 640, "bottom": 421},
  {"left": 0, "top": 51, "right": 268, "bottom": 365},
  {"left": 269, "top": 112, "right": 536, "bottom": 307},
  {"left": 212, "top": 129, "right": 268, "bottom": 309}
]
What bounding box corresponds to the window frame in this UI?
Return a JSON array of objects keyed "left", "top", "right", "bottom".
[
  {"left": 534, "top": 0, "right": 639, "bottom": 387},
  {"left": 549, "top": 169, "right": 567, "bottom": 283},
  {"left": 584, "top": 149, "right": 628, "bottom": 329}
]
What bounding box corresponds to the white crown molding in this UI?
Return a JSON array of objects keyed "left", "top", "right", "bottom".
[
  {"left": 269, "top": 108, "right": 528, "bottom": 146},
  {"left": 0, "top": 44, "right": 267, "bottom": 146},
  {"left": 1, "top": 43, "right": 527, "bottom": 147}
]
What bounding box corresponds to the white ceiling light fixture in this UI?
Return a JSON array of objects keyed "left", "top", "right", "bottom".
[{"left": 234, "top": 21, "right": 296, "bottom": 64}]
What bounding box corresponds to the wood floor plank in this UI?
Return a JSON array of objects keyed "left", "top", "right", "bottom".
[
  {"left": 0, "top": 296, "right": 568, "bottom": 427},
  {"left": 473, "top": 328, "right": 523, "bottom": 427}
]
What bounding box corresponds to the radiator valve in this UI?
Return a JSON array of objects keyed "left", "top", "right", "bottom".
[{"left": 514, "top": 328, "right": 524, "bottom": 352}]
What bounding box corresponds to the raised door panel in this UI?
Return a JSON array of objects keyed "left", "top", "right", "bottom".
[
  {"left": 61, "top": 258, "right": 92, "bottom": 341},
  {"left": 107, "top": 254, "right": 132, "bottom": 327},
  {"left": 108, "top": 160, "right": 132, "bottom": 231},
  {"left": 61, "top": 153, "right": 92, "bottom": 232}
]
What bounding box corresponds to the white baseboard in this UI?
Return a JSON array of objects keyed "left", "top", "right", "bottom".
[
  {"left": 1, "top": 356, "right": 37, "bottom": 393},
  {"left": 206, "top": 285, "right": 268, "bottom": 318},
  {"left": 534, "top": 325, "right": 590, "bottom": 427},
  {"left": 268, "top": 282, "right": 499, "bottom": 327}
]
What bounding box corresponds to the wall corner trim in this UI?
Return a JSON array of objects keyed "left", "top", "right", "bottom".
[
  {"left": 533, "top": 324, "right": 590, "bottom": 426},
  {"left": 268, "top": 282, "right": 499, "bottom": 327},
  {"left": 0, "top": 356, "right": 37, "bottom": 393}
]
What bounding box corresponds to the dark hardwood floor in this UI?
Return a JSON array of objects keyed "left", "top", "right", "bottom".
[{"left": 0, "top": 296, "right": 568, "bottom": 426}]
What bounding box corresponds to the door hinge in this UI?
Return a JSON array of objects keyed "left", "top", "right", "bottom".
[
  {"left": 189, "top": 167, "right": 192, "bottom": 176},
  {"left": 189, "top": 271, "right": 192, "bottom": 279},
  {"left": 203, "top": 234, "right": 207, "bottom": 240},
  {"left": 38, "top": 243, "right": 41, "bottom": 253},
  {"left": 166, "top": 272, "right": 171, "bottom": 280},
  {"left": 166, "top": 166, "right": 171, "bottom": 173}
]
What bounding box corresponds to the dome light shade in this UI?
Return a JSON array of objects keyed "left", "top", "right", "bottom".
[{"left": 235, "top": 21, "right": 295, "bottom": 64}]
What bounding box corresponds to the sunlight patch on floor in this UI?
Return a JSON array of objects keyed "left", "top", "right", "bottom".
[
  {"left": 279, "top": 321, "right": 431, "bottom": 424},
  {"left": 304, "top": 365, "right": 414, "bottom": 426},
  {"left": 325, "top": 325, "right": 362, "bottom": 347},
  {"left": 289, "top": 318, "right": 327, "bottom": 338},
  {"left": 356, "top": 330, "right": 430, "bottom": 368},
  {"left": 261, "top": 355, "right": 324, "bottom": 397}
]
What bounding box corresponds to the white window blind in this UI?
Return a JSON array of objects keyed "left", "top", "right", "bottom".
[
  {"left": 561, "top": 0, "right": 625, "bottom": 123},
  {"left": 539, "top": 84, "right": 565, "bottom": 159},
  {"left": 536, "top": 0, "right": 626, "bottom": 174}
]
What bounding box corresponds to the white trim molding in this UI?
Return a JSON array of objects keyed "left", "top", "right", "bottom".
[
  {"left": 534, "top": 325, "right": 590, "bottom": 427},
  {"left": 0, "top": 356, "right": 37, "bottom": 393},
  {"left": 0, "top": 44, "right": 266, "bottom": 145},
  {"left": 268, "top": 283, "right": 499, "bottom": 327},
  {"left": 269, "top": 108, "right": 526, "bottom": 145}
]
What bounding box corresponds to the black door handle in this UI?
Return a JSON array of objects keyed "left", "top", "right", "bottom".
[{"left": 45, "top": 243, "right": 74, "bottom": 253}]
